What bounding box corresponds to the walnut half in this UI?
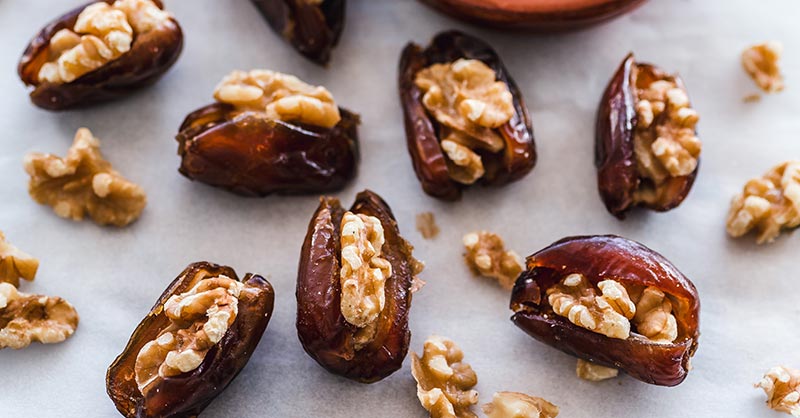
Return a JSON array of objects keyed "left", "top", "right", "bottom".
[
  {"left": 755, "top": 366, "right": 800, "bottom": 416},
  {"left": 24, "top": 128, "right": 147, "bottom": 227},
  {"left": 0, "top": 231, "right": 39, "bottom": 287},
  {"left": 742, "top": 41, "right": 785, "bottom": 93},
  {"left": 482, "top": 392, "right": 559, "bottom": 418},
  {"left": 411, "top": 335, "right": 479, "bottom": 418},
  {"left": 462, "top": 231, "right": 523, "bottom": 290},
  {"left": 0, "top": 283, "right": 79, "bottom": 349}
]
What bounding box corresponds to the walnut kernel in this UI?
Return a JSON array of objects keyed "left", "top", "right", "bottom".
[
  {"left": 0, "top": 232, "right": 39, "bottom": 287},
  {"left": 742, "top": 41, "right": 785, "bottom": 93},
  {"left": 214, "top": 69, "right": 341, "bottom": 128},
  {"left": 462, "top": 231, "right": 523, "bottom": 290},
  {"left": 24, "top": 128, "right": 147, "bottom": 227},
  {"left": 727, "top": 161, "right": 800, "bottom": 244},
  {"left": 576, "top": 359, "right": 618, "bottom": 381},
  {"left": 0, "top": 282, "right": 79, "bottom": 349},
  {"left": 416, "top": 212, "right": 440, "bottom": 239},
  {"left": 482, "top": 392, "right": 559, "bottom": 418},
  {"left": 756, "top": 366, "right": 800, "bottom": 416},
  {"left": 411, "top": 335, "right": 479, "bottom": 418},
  {"left": 135, "top": 276, "right": 243, "bottom": 393}
]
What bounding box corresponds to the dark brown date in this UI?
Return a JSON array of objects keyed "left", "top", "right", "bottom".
[
  {"left": 399, "top": 30, "right": 536, "bottom": 200},
  {"left": 106, "top": 262, "right": 274, "bottom": 417},
  {"left": 510, "top": 235, "right": 700, "bottom": 386},
  {"left": 252, "top": 0, "right": 345, "bottom": 66},
  {"left": 175, "top": 103, "right": 359, "bottom": 196},
  {"left": 297, "top": 190, "right": 420, "bottom": 382},
  {"left": 419, "top": 0, "right": 646, "bottom": 31},
  {"left": 596, "top": 53, "right": 699, "bottom": 218},
  {"left": 17, "top": 0, "right": 183, "bottom": 110}
]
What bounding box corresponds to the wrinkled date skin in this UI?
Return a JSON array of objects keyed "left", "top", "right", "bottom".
[
  {"left": 17, "top": 0, "right": 183, "bottom": 110},
  {"left": 106, "top": 262, "right": 274, "bottom": 418},
  {"left": 175, "top": 103, "right": 359, "bottom": 196},
  {"left": 297, "top": 190, "right": 417, "bottom": 382},
  {"left": 399, "top": 30, "right": 536, "bottom": 200},
  {"left": 252, "top": 0, "right": 345, "bottom": 66},
  {"left": 510, "top": 235, "right": 700, "bottom": 386},
  {"left": 596, "top": 53, "right": 699, "bottom": 218},
  {"left": 419, "top": 0, "right": 646, "bottom": 31}
]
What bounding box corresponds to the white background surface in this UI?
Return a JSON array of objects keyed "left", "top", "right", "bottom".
[{"left": 1, "top": 1, "right": 799, "bottom": 417}]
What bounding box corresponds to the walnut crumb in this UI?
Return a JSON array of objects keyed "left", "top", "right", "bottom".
[
  {"left": 412, "top": 335, "right": 479, "bottom": 418},
  {"left": 0, "top": 282, "right": 79, "bottom": 349},
  {"left": 576, "top": 359, "right": 618, "bottom": 381},
  {"left": 0, "top": 232, "right": 39, "bottom": 287},
  {"left": 742, "top": 41, "right": 784, "bottom": 93},
  {"left": 743, "top": 93, "right": 762, "bottom": 103},
  {"left": 462, "top": 231, "right": 523, "bottom": 290},
  {"left": 416, "top": 212, "right": 440, "bottom": 239},
  {"left": 24, "top": 128, "right": 147, "bottom": 227},
  {"left": 483, "top": 392, "right": 559, "bottom": 418},
  {"left": 756, "top": 366, "right": 800, "bottom": 416}
]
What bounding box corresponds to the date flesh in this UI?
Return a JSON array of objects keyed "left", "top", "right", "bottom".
[
  {"left": 106, "top": 262, "right": 274, "bottom": 418},
  {"left": 399, "top": 30, "right": 536, "bottom": 200},
  {"left": 252, "top": 0, "right": 345, "bottom": 65},
  {"left": 510, "top": 235, "right": 700, "bottom": 386},
  {"left": 17, "top": 0, "right": 183, "bottom": 110},
  {"left": 175, "top": 103, "right": 359, "bottom": 196},
  {"left": 297, "top": 190, "right": 418, "bottom": 382}
]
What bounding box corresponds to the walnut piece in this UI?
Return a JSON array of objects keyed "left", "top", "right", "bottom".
[
  {"left": 37, "top": 0, "right": 171, "bottom": 84},
  {"left": 412, "top": 335, "right": 479, "bottom": 418},
  {"left": 416, "top": 212, "right": 440, "bottom": 239},
  {"left": 482, "top": 392, "right": 559, "bottom": 418},
  {"left": 0, "top": 282, "right": 79, "bottom": 349},
  {"left": 547, "top": 274, "right": 678, "bottom": 343},
  {"left": 727, "top": 161, "right": 800, "bottom": 244},
  {"left": 756, "top": 366, "right": 800, "bottom": 416},
  {"left": 415, "top": 58, "right": 514, "bottom": 184},
  {"left": 214, "top": 69, "right": 341, "bottom": 128},
  {"left": 462, "top": 231, "right": 523, "bottom": 290},
  {"left": 135, "top": 276, "right": 243, "bottom": 394},
  {"left": 0, "top": 232, "right": 39, "bottom": 287},
  {"left": 575, "top": 359, "right": 618, "bottom": 381},
  {"left": 24, "top": 128, "right": 147, "bottom": 227},
  {"left": 742, "top": 41, "right": 785, "bottom": 93},
  {"left": 632, "top": 71, "right": 701, "bottom": 205}
]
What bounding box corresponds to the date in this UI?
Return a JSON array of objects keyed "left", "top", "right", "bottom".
[
  {"left": 252, "top": 0, "right": 345, "bottom": 65},
  {"left": 510, "top": 235, "right": 700, "bottom": 386},
  {"left": 399, "top": 30, "right": 536, "bottom": 200},
  {"left": 18, "top": 0, "right": 183, "bottom": 110},
  {"left": 106, "top": 262, "right": 274, "bottom": 417},
  {"left": 297, "top": 190, "right": 423, "bottom": 382}
]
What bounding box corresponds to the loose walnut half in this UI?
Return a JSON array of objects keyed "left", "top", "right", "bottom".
[
  {"left": 24, "top": 128, "right": 147, "bottom": 227},
  {"left": 0, "top": 282, "right": 79, "bottom": 349},
  {"left": 482, "top": 392, "right": 559, "bottom": 418},
  {"left": 756, "top": 366, "right": 800, "bottom": 416},
  {"left": 463, "top": 231, "right": 523, "bottom": 290},
  {"left": 742, "top": 42, "right": 784, "bottom": 93},
  {"left": 727, "top": 161, "right": 800, "bottom": 244},
  {"left": 411, "top": 335, "right": 479, "bottom": 418},
  {"left": 576, "top": 359, "right": 618, "bottom": 381},
  {"left": 0, "top": 231, "right": 39, "bottom": 287}
]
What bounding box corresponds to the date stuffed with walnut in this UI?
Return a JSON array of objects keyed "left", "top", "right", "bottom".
[
  {"left": 176, "top": 69, "right": 359, "bottom": 196},
  {"left": 106, "top": 262, "right": 274, "bottom": 417},
  {"left": 596, "top": 53, "right": 701, "bottom": 218},
  {"left": 18, "top": 0, "right": 182, "bottom": 110},
  {"left": 510, "top": 235, "right": 700, "bottom": 386},
  {"left": 399, "top": 31, "right": 536, "bottom": 200},
  {"left": 297, "top": 190, "right": 424, "bottom": 382}
]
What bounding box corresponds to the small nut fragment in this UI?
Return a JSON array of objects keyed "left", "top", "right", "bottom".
[
  {"left": 727, "top": 161, "right": 800, "bottom": 244},
  {"left": 411, "top": 335, "right": 479, "bottom": 418},
  {"left": 742, "top": 41, "right": 784, "bottom": 93},
  {"left": 462, "top": 231, "right": 523, "bottom": 289},
  {"left": 576, "top": 359, "right": 618, "bottom": 381},
  {"left": 0, "top": 231, "right": 39, "bottom": 287},
  {"left": 416, "top": 212, "right": 440, "bottom": 239},
  {"left": 214, "top": 69, "right": 341, "bottom": 128},
  {"left": 134, "top": 275, "right": 244, "bottom": 394},
  {"left": 756, "top": 366, "right": 800, "bottom": 416},
  {"left": 0, "top": 282, "right": 79, "bottom": 349},
  {"left": 24, "top": 128, "right": 147, "bottom": 227},
  {"left": 482, "top": 391, "right": 559, "bottom": 418}
]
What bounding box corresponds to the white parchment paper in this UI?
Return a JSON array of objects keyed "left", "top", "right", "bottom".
[{"left": 1, "top": 1, "right": 799, "bottom": 417}]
